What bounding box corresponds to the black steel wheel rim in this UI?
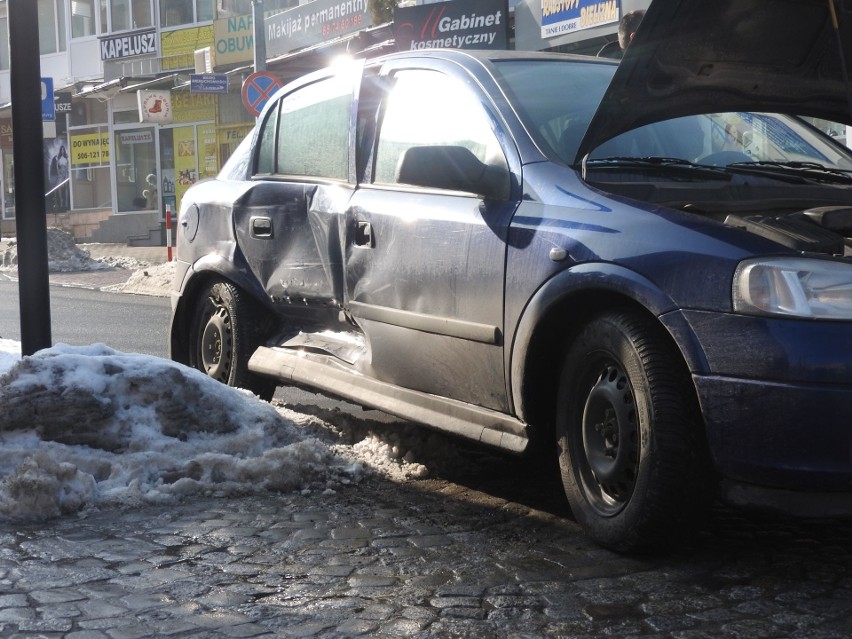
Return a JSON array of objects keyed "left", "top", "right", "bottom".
[
  {"left": 577, "top": 361, "right": 640, "bottom": 516},
  {"left": 199, "top": 299, "right": 233, "bottom": 382}
]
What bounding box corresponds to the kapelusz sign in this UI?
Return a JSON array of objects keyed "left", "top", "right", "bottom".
[
  {"left": 265, "top": 0, "right": 372, "bottom": 58},
  {"left": 540, "top": 0, "right": 619, "bottom": 39},
  {"left": 394, "top": 0, "right": 510, "bottom": 50},
  {"left": 100, "top": 29, "right": 158, "bottom": 60}
]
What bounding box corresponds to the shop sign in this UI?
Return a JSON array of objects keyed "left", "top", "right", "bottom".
[
  {"left": 70, "top": 132, "right": 111, "bottom": 165},
  {"left": 41, "top": 78, "right": 55, "bottom": 122},
  {"left": 214, "top": 15, "right": 254, "bottom": 66},
  {"left": 172, "top": 93, "right": 217, "bottom": 123},
  {"left": 100, "top": 29, "right": 157, "bottom": 60},
  {"left": 394, "top": 0, "right": 509, "bottom": 51},
  {"left": 55, "top": 92, "right": 73, "bottom": 115},
  {"left": 174, "top": 126, "right": 198, "bottom": 207},
  {"left": 541, "top": 0, "right": 619, "bottom": 39},
  {"left": 138, "top": 90, "right": 173, "bottom": 123},
  {"left": 119, "top": 130, "right": 154, "bottom": 145},
  {"left": 265, "top": 0, "right": 372, "bottom": 58},
  {"left": 162, "top": 26, "right": 214, "bottom": 71},
  {"left": 1, "top": 119, "right": 13, "bottom": 149},
  {"left": 191, "top": 74, "right": 229, "bottom": 94}
]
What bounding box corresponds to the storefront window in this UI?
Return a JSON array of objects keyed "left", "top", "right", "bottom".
[
  {"left": 0, "top": 18, "right": 8, "bottom": 71},
  {"left": 45, "top": 124, "right": 71, "bottom": 214},
  {"left": 3, "top": 154, "right": 14, "bottom": 220},
  {"left": 160, "top": 0, "right": 214, "bottom": 26},
  {"left": 114, "top": 128, "right": 157, "bottom": 213},
  {"left": 69, "top": 126, "right": 112, "bottom": 212}
]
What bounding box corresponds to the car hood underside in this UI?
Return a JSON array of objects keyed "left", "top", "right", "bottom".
[{"left": 577, "top": 0, "right": 852, "bottom": 161}]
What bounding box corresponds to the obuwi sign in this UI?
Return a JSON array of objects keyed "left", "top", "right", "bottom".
[{"left": 394, "top": 0, "right": 509, "bottom": 51}]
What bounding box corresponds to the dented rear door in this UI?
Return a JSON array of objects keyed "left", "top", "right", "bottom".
[{"left": 233, "top": 64, "right": 363, "bottom": 311}]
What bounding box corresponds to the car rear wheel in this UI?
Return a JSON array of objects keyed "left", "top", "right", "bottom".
[
  {"left": 188, "top": 280, "right": 276, "bottom": 401},
  {"left": 556, "top": 310, "right": 712, "bottom": 552}
]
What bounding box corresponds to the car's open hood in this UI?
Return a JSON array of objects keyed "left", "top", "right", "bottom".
[{"left": 576, "top": 0, "right": 852, "bottom": 162}]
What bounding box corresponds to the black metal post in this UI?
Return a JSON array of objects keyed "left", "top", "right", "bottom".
[
  {"left": 253, "top": 0, "right": 267, "bottom": 72},
  {"left": 9, "top": 0, "right": 52, "bottom": 355}
]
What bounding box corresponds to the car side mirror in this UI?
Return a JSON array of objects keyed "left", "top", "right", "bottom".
[{"left": 395, "top": 145, "right": 510, "bottom": 201}]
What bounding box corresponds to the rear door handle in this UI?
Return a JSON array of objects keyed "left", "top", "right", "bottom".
[
  {"left": 355, "top": 221, "right": 373, "bottom": 248},
  {"left": 251, "top": 216, "right": 273, "bottom": 238}
]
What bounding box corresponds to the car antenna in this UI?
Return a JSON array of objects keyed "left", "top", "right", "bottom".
[{"left": 828, "top": 0, "right": 852, "bottom": 122}]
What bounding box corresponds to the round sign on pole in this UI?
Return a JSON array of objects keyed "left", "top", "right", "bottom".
[{"left": 241, "top": 71, "right": 283, "bottom": 117}]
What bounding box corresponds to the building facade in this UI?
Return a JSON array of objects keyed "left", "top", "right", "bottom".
[{"left": 7, "top": 0, "right": 775, "bottom": 243}]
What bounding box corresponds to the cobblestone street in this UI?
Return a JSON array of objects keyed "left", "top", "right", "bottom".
[
  {"left": 2, "top": 444, "right": 852, "bottom": 639},
  {"left": 2, "top": 245, "right": 852, "bottom": 637}
]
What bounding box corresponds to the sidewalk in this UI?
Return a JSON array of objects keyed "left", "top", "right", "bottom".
[
  {"left": 50, "top": 243, "right": 174, "bottom": 291},
  {"left": 79, "top": 243, "right": 171, "bottom": 266},
  {"left": 0, "top": 239, "right": 175, "bottom": 293}
]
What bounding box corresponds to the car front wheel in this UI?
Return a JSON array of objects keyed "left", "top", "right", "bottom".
[
  {"left": 188, "top": 280, "right": 276, "bottom": 401},
  {"left": 556, "top": 310, "right": 712, "bottom": 552}
]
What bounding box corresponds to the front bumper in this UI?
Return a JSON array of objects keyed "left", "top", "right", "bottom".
[
  {"left": 679, "top": 310, "right": 852, "bottom": 493},
  {"left": 694, "top": 374, "right": 852, "bottom": 492}
]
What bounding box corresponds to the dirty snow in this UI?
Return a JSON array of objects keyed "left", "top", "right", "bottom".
[
  {"left": 103, "top": 261, "right": 175, "bottom": 296},
  {"left": 1, "top": 228, "right": 110, "bottom": 272},
  {"left": 0, "top": 229, "right": 464, "bottom": 521},
  {"left": 1, "top": 229, "right": 175, "bottom": 297},
  {"left": 0, "top": 341, "right": 461, "bottom": 523}
]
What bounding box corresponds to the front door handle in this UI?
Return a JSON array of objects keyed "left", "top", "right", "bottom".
[{"left": 355, "top": 221, "right": 373, "bottom": 248}]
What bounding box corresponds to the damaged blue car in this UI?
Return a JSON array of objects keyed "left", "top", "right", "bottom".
[{"left": 171, "top": 0, "right": 852, "bottom": 551}]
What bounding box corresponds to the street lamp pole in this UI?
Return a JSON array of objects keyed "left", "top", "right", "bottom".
[
  {"left": 9, "top": 0, "right": 52, "bottom": 356},
  {"left": 253, "top": 0, "right": 267, "bottom": 73}
]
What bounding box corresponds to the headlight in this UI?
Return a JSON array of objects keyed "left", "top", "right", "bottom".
[{"left": 733, "top": 257, "right": 852, "bottom": 319}]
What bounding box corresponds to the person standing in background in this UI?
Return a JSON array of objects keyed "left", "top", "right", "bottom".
[{"left": 618, "top": 10, "right": 645, "bottom": 52}]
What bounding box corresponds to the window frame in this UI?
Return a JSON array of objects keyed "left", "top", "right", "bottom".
[
  {"left": 251, "top": 66, "right": 363, "bottom": 183},
  {"left": 159, "top": 0, "right": 215, "bottom": 28},
  {"left": 38, "top": 0, "right": 67, "bottom": 54},
  {"left": 371, "top": 67, "right": 508, "bottom": 190}
]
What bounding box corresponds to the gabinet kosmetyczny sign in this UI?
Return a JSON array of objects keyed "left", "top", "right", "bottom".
[{"left": 394, "top": 0, "right": 509, "bottom": 51}]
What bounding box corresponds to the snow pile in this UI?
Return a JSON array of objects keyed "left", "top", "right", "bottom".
[
  {"left": 105, "top": 261, "right": 175, "bottom": 297},
  {"left": 0, "top": 343, "right": 359, "bottom": 521},
  {"left": 0, "top": 341, "right": 467, "bottom": 523},
  {"left": 95, "top": 254, "right": 153, "bottom": 271},
  {"left": 0, "top": 338, "right": 20, "bottom": 377},
  {"left": 0, "top": 228, "right": 109, "bottom": 272}
]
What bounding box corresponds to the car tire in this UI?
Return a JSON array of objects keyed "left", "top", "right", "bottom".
[
  {"left": 556, "top": 310, "right": 712, "bottom": 552},
  {"left": 188, "top": 280, "right": 276, "bottom": 401}
]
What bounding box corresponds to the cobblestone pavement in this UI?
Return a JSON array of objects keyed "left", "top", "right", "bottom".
[
  {"left": 2, "top": 445, "right": 852, "bottom": 639},
  {"left": 3, "top": 246, "right": 852, "bottom": 638}
]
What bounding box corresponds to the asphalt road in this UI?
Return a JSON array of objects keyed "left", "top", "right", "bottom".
[{"left": 0, "top": 277, "right": 171, "bottom": 357}]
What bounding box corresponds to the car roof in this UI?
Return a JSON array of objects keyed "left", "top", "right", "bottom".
[{"left": 576, "top": 0, "right": 852, "bottom": 160}]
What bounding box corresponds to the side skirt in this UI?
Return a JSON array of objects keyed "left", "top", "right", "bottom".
[{"left": 248, "top": 345, "right": 529, "bottom": 454}]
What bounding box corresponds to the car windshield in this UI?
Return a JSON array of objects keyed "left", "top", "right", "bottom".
[
  {"left": 492, "top": 59, "right": 852, "bottom": 172},
  {"left": 492, "top": 58, "right": 612, "bottom": 164}
]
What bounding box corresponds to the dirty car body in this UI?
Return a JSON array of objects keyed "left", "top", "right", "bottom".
[{"left": 171, "top": 0, "right": 852, "bottom": 551}]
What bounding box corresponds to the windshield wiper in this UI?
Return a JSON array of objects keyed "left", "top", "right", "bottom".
[
  {"left": 580, "top": 156, "right": 731, "bottom": 180},
  {"left": 726, "top": 160, "right": 852, "bottom": 184}
]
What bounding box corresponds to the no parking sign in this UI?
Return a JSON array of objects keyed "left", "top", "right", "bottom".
[{"left": 241, "top": 71, "right": 283, "bottom": 117}]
